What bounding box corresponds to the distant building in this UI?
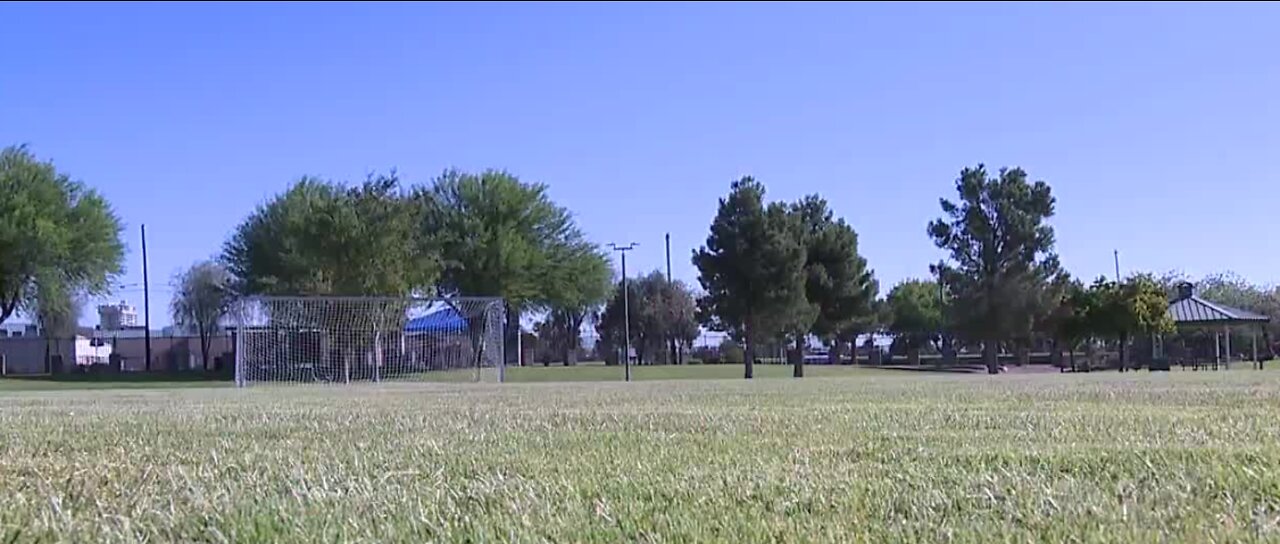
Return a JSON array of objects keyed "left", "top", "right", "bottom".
[
  {"left": 98, "top": 301, "right": 139, "bottom": 330},
  {"left": 0, "top": 323, "right": 40, "bottom": 338}
]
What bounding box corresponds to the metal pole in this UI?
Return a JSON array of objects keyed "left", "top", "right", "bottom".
[
  {"left": 141, "top": 224, "right": 152, "bottom": 372},
  {"left": 1113, "top": 250, "right": 1121, "bottom": 282},
  {"left": 622, "top": 251, "right": 631, "bottom": 382},
  {"left": 665, "top": 233, "right": 672, "bottom": 282},
  {"left": 666, "top": 233, "right": 676, "bottom": 365},
  {"left": 234, "top": 328, "right": 244, "bottom": 387},
  {"left": 608, "top": 242, "right": 638, "bottom": 382}
]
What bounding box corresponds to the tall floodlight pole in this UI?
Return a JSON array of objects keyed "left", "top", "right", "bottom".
[
  {"left": 141, "top": 224, "right": 152, "bottom": 372},
  {"left": 666, "top": 233, "right": 676, "bottom": 365},
  {"left": 1113, "top": 250, "right": 1122, "bottom": 282},
  {"left": 609, "top": 242, "right": 638, "bottom": 382}
]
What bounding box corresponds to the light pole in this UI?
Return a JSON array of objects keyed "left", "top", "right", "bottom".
[{"left": 609, "top": 242, "right": 638, "bottom": 382}]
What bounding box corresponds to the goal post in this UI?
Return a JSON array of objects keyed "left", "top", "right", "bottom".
[{"left": 229, "top": 296, "right": 506, "bottom": 386}]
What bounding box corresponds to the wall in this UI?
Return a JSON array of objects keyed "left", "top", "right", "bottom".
[
  {"left": 109, "top": 335, "right": 235, "bottom": 372},
  {"left": 0, "top": 337, "right": 75, "bottom": 376}
]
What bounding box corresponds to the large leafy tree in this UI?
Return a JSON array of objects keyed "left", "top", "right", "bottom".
[
  {"left": 223, "top": 173, "right": 435, "bottom": 374},
  {"left": 223, "top": 173, "right": 436, "bottom": 297},
  {"left": 596, "top": 271, "right": 699, "bottom": 365},
  {"left": 789, "top": 195, "right": 878, "bottom": 374},
  {"left": 171, "top": 260, "right": 235, "bottom": 371},
  {"left": 928, "top": 165, "right": 1062, "bottom": 374},
  {"left": 1045, "top": 278, "right": 1101, "bottom": 371},
  {"left": 886, "top": 279, "right": 944, "bottom": 354},
  {"left": 534, "top": 241, "right": 612, "bottom": 365},
  {"left": 419, "top": 169, "right": 607, "bottom": 364},
  {"left": 1092, "top": 276, "right": 1176, "bottom": 370},
  {"left": 693, "top": 177, "right": 807, "bottom": 379},
  {"left": 0, "top": 145, "right": 125, "bottom": 326}
]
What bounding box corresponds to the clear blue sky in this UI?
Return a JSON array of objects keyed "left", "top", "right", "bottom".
[{"left": 2, "top": 2, "right": 1277, "bottom": 329}]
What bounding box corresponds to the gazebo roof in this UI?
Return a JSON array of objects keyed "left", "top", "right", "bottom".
[{"left": 1168, "top": 282, "right": 1271, "bottom": 325}]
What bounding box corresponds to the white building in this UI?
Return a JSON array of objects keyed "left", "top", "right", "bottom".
[
  {"left": 98, "top": 301, "right": 139, "bottom": 330},
  {"left": 0, "top": 322, "right": 40, "bottom": 338},
  {"left": 0, "top": 335, "right": 113, "bottom": 375}
]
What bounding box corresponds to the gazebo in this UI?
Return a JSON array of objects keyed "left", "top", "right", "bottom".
[{"left": 1159, "top": 282, "right": 1272, "bottom": 369}]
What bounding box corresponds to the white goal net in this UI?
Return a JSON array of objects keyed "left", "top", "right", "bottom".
[{"left": 229, "top": 296, "right": 506, "bottom": 386}]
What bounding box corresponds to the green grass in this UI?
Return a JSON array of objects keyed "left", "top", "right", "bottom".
[
  {"left": 503, "top": 361, "right": 877, "bottom": 382},
  {"left": 0, "top": 362, "right": 871, "bottom": 391},
  {"left": 4, "top": 370, "right": 1280, "bottom": 542}
]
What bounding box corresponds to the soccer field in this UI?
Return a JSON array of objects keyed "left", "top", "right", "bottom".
[{"left": 3, "top": 371, "right": 1279, "bottom": 542}]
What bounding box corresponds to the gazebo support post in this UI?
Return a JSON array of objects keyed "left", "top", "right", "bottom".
[
  {"left": 1225, "top": 325, "right": 1232, "bottom": 370},
  {"left": 1214, "top": 332, "right": 1221, "bottom": 370},
  {"left": 1253, "top": 328, "right": 1260, "bottom": 370}
]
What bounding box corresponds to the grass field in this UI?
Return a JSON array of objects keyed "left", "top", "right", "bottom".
[
  {"left": 3, "top": 370, "right": 1280, "bottom": 542},
  {"left": 0, "top": 362, "right": 877, "bottom": 391}
]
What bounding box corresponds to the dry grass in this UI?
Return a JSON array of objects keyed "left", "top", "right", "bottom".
[{"left": 3, "top": 371, "right": 1280, "bottom": 542}]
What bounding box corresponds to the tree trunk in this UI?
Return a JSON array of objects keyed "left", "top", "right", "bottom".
[
  {"left": 792, "top": 334, "right": 804, "bottom": 378},
  {"left": 200, "top": 329, "right": 211, "bottom": 372},
  {"left": 1118, "top": 332, "right": 1130, "bottom": 372},
  {"left": 983, "top": 340, "right": 999, "bottom": 374},
  {"left": 827, "top": 339, "right": 841, "bottom": 366},
  {"left": 744, "top": 322, "right": 755, "bottom": 380},
  {"left": 941, "top": 335, "right": 956, "bottom": 366},
  {"left": 1069, "top": 345, "right": 1076, "bottom": 372}
]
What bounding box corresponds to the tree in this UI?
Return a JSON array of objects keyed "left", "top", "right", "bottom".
[
  {"left": 0, "top": 145, "right": 125, "bottom": 326},
  {"left": 788, "top": 195, "right": 878, "bottom": 375},
  {"left": 693, "top": 177, "right": 807, "bottom": 379},
  {"left": 171, "top": 261, "right": 234, "bottom": 371},
  {"left": 596, "top": 271, "right": 699, "bottom": 364},
  {"left": 1092, "top": 276, "right": 1176, "bottom": 370},
  {"left": 419, "top": 169, "right": 606, "bottom": 365},
  {"left": 536, "top": 241, "right": 612, "bottom": 365},
  {"left": 886, "top": 279, "right": 944, "bottom": 354},
  {"left": 223, "top": 173, "right": 436, "bottom": 297},
  {"left": 32, "top": 278, "right": 82, "bottom": 374},
  {"left": 1045, "top": 278, "right": 1100, "bottom": 371},
  {"left": 223, "top": 173, "right": 436, "bottom": 376},
  {"left": 927, "top": 165, "right": 1062, "bottom": 374}
]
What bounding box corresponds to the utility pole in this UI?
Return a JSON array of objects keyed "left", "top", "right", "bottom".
[
  {"left": 608, "top": 242, "right": 638, "bottom": 382},
  {"left": 665, "top": 233, "right": 677, "bottom": 365},
  {"left": 141, "top": 224, "right": 152, "bottom": 372},
  {"left": 665, "top": 233, "right": 672, "bottom": 282},
  {"left": 1113, "top": 250, "right": 1121, "bottom": 282}
]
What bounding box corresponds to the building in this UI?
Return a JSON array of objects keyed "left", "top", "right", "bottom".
[
  {"left": 98, "top": 301, "right": 139, "bottom": 330},
  {"left": 0, "top": 335, "right": 113, "bottom": 375},
  {"left": 0, "top": 322, "right": 40, "bottom": 338}
]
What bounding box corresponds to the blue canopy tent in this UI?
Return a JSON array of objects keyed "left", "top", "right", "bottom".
[{"left": 405, "top": 306, "right": 469, "bottom": 334}]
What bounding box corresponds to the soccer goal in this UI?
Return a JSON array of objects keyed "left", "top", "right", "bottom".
[{"left": 229, "top": 296, "right": 506, "bottom": 386}]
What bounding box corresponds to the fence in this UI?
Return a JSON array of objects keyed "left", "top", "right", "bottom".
[{"left": 0, "top": 334, "right": 235, "bottom": 377}]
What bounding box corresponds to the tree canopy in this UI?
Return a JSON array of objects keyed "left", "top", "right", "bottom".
[
  {"left": 171, "top": 260, "right": 235, "bottom": 370},
  {"left": 223, "top": 173, "right": 435, "bottom": 297},
  {"left": 789, "top": 195, "right": 878, "bottom": 372},
  {"left": 596, "top": 271, "right": 699, "bottom": 365},
  {"left": 886, "top": 279, "right": 944, "bottom": 353},
  {"left": 0, "top": 145, "right": 125, "bottom": 327},
  {"left": 928, "top": 165, "right": 1062, "bottom": 373},
  {"left": 693, "top": 177, "right": 807, "bottom": 379}
]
